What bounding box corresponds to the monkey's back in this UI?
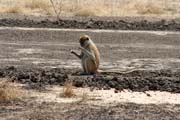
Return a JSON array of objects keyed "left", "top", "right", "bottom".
[{"left": 90, "top": 42, "right": 100, "bottom": 68}]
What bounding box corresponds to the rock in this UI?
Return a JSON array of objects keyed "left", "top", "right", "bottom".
[
  {"left": 74, "top": 80, "right": 84, "bottom": 87},
  {"left": 114, "top": 89, "right": 118, "bottom": 93}
]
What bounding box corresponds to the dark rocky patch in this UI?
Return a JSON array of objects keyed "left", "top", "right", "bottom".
[
  {"left": 1, "top": 66, "right": 180, "bottom": 93},
  {"left": 0, "top": 17, "right": 180, "bottom": 31}
]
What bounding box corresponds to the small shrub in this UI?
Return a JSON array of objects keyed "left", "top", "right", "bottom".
[
  {"left": 61, "top": 81, "right": 75, "bottom": 98},
  {"left": 0, "top": 78, "right": 24, "bottom": 103}
]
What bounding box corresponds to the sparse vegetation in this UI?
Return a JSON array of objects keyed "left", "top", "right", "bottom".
[
  {"left": 4, "top": 5, "right": 23, "bottom": 14},
  {"left": 127, "top": 1, "right": 164, "bottom": 15},
  {"left": 0, "top": 78, "right": 24, "bottom": 103},
  {"left": 74, "top": 5, "right": 108, "bottom": 17},
  {"left": 74, "top": 7, "right": 97, "bottom": 17},
  {"left": 25, "top": 0, "right": 53, "bottom": 15},
  {"left": 50, "top": 0, "right": 63, "bottom": 20},
  {"left": 25, "top": 0, "right": 50, "bottom": 10},
  {"left": 60, "top": 81, "right": 75, "bottom": 98},
  {"left": 0, "top": 0, "right": 179, "bottom": 17}
]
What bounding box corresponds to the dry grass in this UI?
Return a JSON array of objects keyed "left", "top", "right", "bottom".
[
  {"left": 73, "top": 1, "right": 109, "bottom": 17},
  {"left": 4, "top": 5, "right": 23, "bottom": 14},
  {"left": 120, "top": 1, "right": 164, "bottom": 15},
  {"left": 0, "top": 3, "right": 24, "bottom": 14},
  {"left": 0, "top": 0, "right": 179, "bottom": 17},
  {"left": 60, "top": 81, "right": 75, "bottom": 98},
  {"left": 74, "top": 6, "right": 97, "bottom": 17},
  {"left": 74, "top": 6, "right": 108, "bottom": 17},
  {"left": 25, "top": 0, "right": 50, "bottom": 9},
  {"left": 0, "top": 78, "right": 24, "bottom": 103},
  {"left": 57, "top": 0, "right": 176, "bottom": 17},
  {"left": 24, "top": 0, "right": 53, "bottom": 15},
  {"left": 137, "top": 3, "right": 164, "bottom": 15},
  {"left": 0, "top": 0, "right": 53, "bottom": 15}
]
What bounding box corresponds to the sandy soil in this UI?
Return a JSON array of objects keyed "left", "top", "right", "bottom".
[
  {"left": 0, "top": 83, "right": 180, "bottom": 120},
  {"left": 31, "top": 85, "right": 180, "bottom": 105}
]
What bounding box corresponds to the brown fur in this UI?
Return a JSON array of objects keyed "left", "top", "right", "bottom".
[{"left": 71, "top": 35, "right": 100, "bottom": 74}]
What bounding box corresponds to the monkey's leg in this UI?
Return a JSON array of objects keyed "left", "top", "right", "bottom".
[
  {"left": 80, "top": 58, "right": 94, "bottom": 75},
  {"left": 87, "top": 59, "right": 97, "bottom": 74},
  {"left": 81, "top": 58, "right": 87, "bottom": 73}
]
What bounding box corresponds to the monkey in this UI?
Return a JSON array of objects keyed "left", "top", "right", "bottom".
[
  {"left": 71, "top": 35, "right": 100, "bottom": 75},
  {"left": 71, "top": 35, "right": 140, "bottom": 75}
]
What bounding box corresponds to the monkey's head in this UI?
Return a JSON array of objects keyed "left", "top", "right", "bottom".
[{"left": 79, "top": 35, "right": 90, "bottom": 48}]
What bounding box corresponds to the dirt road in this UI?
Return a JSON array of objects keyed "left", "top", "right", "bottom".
[{"left": 0, "top": 27, "right": 180, "bottom": 70}]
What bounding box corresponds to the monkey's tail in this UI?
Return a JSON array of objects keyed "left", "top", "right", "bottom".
[{"left": 98, "top": 69, "right": 141, "bottom": 74}]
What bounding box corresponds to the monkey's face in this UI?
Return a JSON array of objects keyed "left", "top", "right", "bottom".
[{"left": 79, "top": 35, "right": 90, "bottom": 48}]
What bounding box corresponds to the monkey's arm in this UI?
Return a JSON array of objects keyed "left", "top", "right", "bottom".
[
  {"left": 79, "top": 47, "right": 96, "bottom": 61},
  {"left": 71, "top": 50, "right": 82, "bottom": 59}
]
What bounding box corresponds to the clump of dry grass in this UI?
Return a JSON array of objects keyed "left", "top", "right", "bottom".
[
  {"left": 0, "top": 4, "right": 24, "bottom": 14},
  {"left": 24, "top": 0, "right": 53, "bottom": 15},
  {"left": 135, "top": 2, "right": 164, "bottom": 15},
  {"left": 74, "top": 7, "right": 97, "bottom": 17},
  {"left": 4, "top": 5, "right": 23, "bottom": 14},
  {"left": 25, "top": 0, "right": 50, "bottom": 10},
  {"left": 120, "top": 1, "right": 164, "bottom": 16},
  {"left": 0, "top": 78, "right": 24, "bottom": 103},
  {"left": 60, "top": 81, "right": 75, "bottom": 98},
  {"left": 73, "top": 2, "right": 109, "bottom": 16}
]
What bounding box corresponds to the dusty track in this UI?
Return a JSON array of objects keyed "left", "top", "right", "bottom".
[{"left": 0, "top": 27, "right": 180, "bottom": 68}]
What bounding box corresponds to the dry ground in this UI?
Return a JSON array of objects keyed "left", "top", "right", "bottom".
[
  {"left": 0, "top": 83, "right": 180, "bottom": 120},
  {"left": 0, "top": 8, "right": 180, "bottom": 119},
  {"left": 0, "top": 26, "right": 180, "bottom": 119}
]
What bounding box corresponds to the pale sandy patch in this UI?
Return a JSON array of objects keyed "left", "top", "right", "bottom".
[{"left": 28, "top": 85, "right": 180, "bottom": 106}]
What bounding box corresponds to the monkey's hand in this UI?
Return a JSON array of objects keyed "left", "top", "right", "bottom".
[
  {"left": 70, "top": 50, "right": 75, "bottom": 54},
  {"left": 70, "top": 50, "right": 81, "bottom": 59},
  {"left": 79, "top": 47, "right": 96, "bottom": 61}
]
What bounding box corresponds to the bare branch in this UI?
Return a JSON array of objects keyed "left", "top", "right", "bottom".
[{"left": 49, "top": 0, "right": 61, "bottom": 21}]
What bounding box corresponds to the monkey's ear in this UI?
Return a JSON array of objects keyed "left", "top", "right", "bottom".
[
  {"left": 84, "top": 35, "right": 90, "bottom": 41},
  {"left": 86, "top": 37, "right": 89, "bottom": 40}
]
